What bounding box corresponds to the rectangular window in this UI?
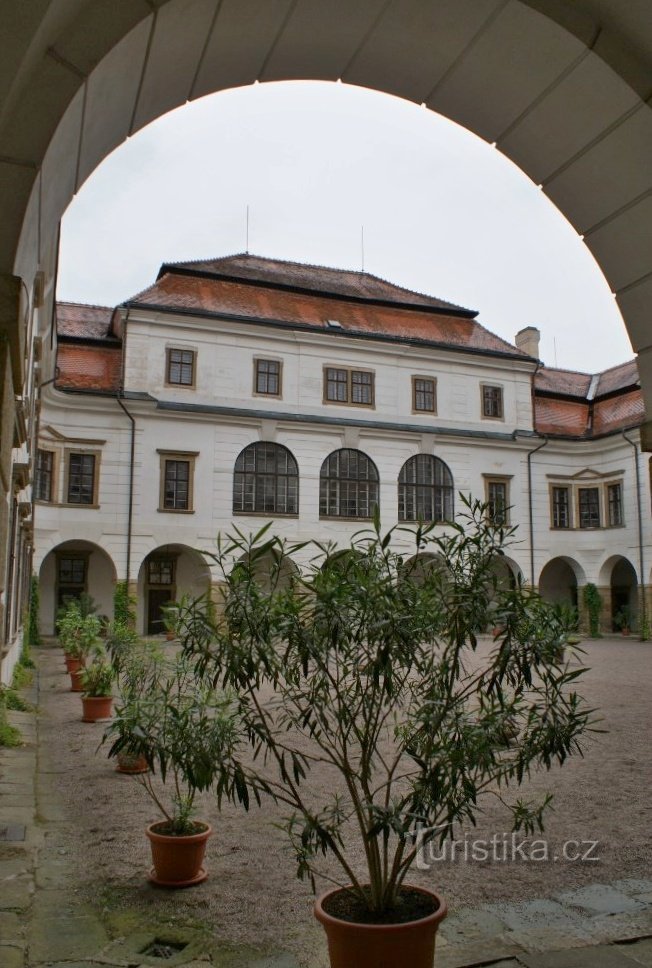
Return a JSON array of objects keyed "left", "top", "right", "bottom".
[
  {"left": 67, "top": 453, "right": 96, "bottom": 505},
  {"left": 254, "top": 358, "right": 281, "bottom": 396},
  {"left": 35, "top": 449, "right": 54, "bottom": 502},
  {"left": 163, "top": 459, "right": 190, "bottom": 510},
  {"left": 57, "top": 555, "right": 87, "bottom": 608},
  {"left": 166, "top": 348, "right": 195, "bottom": 386},
  {"left": 413, "top": 377, "right": 436, "bottom": 413},
  {"left": 607, "top": 482, "right": 623, "bottom": 527},
  {"left": 552, "top": 486, "right": 570, "bottom": 528},
  {"left": 486, "top": 479, "right": 509, "bottom": 526},
  {"left": 578, "top": 487, "right": 600, "bottom": 528},
  {"left": 158, "top": 450, "right": 197, "bottom": 512},
  {"left": 324, "top": 367, "right": 374, "bottom": 406},
  {"left": 482, "top": 384, "right": 503, "bottom": 419}
]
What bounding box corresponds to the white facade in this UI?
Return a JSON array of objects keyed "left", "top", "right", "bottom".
[{"left": 33, "top": 265, "right": 651, "bottom": 637}]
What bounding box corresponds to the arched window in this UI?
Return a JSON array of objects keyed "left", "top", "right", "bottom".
[
  {"left": 398, "top": 455, "right": 454, "bottom": 522},
  {"left": 319, "top": 448, "right": 379, "bottom": 519},
  {"left": 233, "top": 442, "right": 299, "bottom": 515}
]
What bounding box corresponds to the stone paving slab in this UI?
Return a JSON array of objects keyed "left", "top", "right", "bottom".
[
  {"left": 557, "top": 885, "right": 648, "bottom": 917},
  {"left": 0, "top": 945, "right": 24, "bottom": 968},
  {"left": 616, "top": 938, "right": 652, "bottom": 966},
  {"left": 27, "top": 913, "right": 109, "bottom": 962},
  {"left": 519, "top": 945, "right": 650, "bottom": 967},
  {"left": 434, "top": 937, "right": 525, "bottom": 968},
  {"left": 483, "top": 899, "right": 597, "bottom": 952}
]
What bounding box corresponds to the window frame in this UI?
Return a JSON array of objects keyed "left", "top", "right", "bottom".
[
  {"left": 550, "top": 484, "right": 571, "bottom": 529},
  {"left": 322, "top": 366, "right": 375, "bottom": 408},
  {"left": 63, "top": 450, "right": 100, "bottom": 507},
  {"left": 165, "top": 347, "right": 196, "bottom": 388},
  {"left": 606, "top": 481, "right": 624, "bottom": 528},
  {"left": 233, "top": 441, "right": 299, "bottom": 517},
  {"left": 319, "top": 448, "right": 380, "bottom": 520},
  {"left": 399, "top": 454, "right": 454, "bottom": 523},
  {"left": 483, "top": 475, "right": 511, "bottom": 526},
  {"left": 56, "top": 551, "right": 89, "bottom": 608},
  {"left": 34, "top": 448, "right": 56, "bottom": 503},
  {"left": 253, "top": 357, "right": 283, "bottom": 398},
  {"left": 577, "top": 486, "right": 601, "bottom": 529},
  {"left": 480, "top": 383, "right": 504, "bottom": 421},
  {"left": 157, "top": 450, "right": 198, "bottom": 513},
  {"left": 412, "top": 376, "right": 437, "bottom": 414}
]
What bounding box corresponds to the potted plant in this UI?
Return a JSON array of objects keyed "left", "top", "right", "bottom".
[
  {"left": 104, "top": 648, "right": 239, "bottom": 886},
  {"left": 79, "top": 650, "right": 114, "bottom": 722},
  {"left": 614, "top": 606, "right": 631, "bottom": 635},
  {"left": 105, "top": 624, "right": 149, "bottom": 773},
  {"left": 177, "top": 501, "right": 594, "bottom": 968},
  {"left": 56, "top": 602, "right": 102, "bottom": 690}
]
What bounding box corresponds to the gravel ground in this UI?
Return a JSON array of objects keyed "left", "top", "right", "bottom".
[{"left": 37, "top": 636, "right": 652, "bottom": 961}]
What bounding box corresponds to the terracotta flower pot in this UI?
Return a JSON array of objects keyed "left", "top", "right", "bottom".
[
  {"left": 115, "top": 752, "right": 149, "bottom": 775},
  {"left": 146, "top": 821, "right": 211, "bottom": 887},
  {"left": 81, "top": 695, "right": 114, "bottom": 722},
  {"left": 69, "top": 668, "right": 85, "bottom": 692},
  {"left": 64, "top": 654, "right": 81, "bottom": 674},
  {"left": 314, "top": 885, "right": 447, "bottom": 968}
]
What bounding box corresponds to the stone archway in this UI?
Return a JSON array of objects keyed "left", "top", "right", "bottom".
[
  {"left": 136, "top": 544, "right": 211, "bottom": 636},
  {"left": 38, "top": 540, "right": 117, "bottom": 636},
  {"left": 538, "top": 556, "right": 583, "bottom": 609},
  {"left": 4, "top": 1, "right": 652, "bottom": 398},
  {"left": 599, "top": 555, "right": 639, "bottom": 633}
]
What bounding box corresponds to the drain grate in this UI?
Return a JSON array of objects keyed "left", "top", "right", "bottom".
[
  {"left": 0, "top": 824, "right": 26, "bottom": 842},
  {"left": 140, "top": 939, "right": 188, "bottom": 959}
]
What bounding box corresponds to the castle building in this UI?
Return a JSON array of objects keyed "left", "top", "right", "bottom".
[{"left": 33, "top": 254, "right": 649, "bottom": 636}]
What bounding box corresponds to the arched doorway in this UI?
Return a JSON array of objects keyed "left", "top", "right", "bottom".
[
  {"left": 137, "top": 545, "right": 211, "bottom": 636},
  {"left": 235, "top": 550, "right": 300, "bottom": 594},
  {"left": 38, "top": 540, "right": 117, "bottom": 635},
  {"left": 601, "top": 556, "right": 639, "bottom": 632},
  {"left": 538, "top": 557, "right": 583, "bottom": 609}
]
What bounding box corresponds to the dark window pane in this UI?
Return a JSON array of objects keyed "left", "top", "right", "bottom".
[
  {"left": 67, "top": 454, "right": 95, "bottom": 504},
  {"left": 398, "top": 455, "right": 454, "bottom": 522},
  {"left": 414, "top": 378, "right": 435, "bottom": 412},
  {"left": 319, "top": 448, "right": 379, "bottom": 518},
  {"left": 167, "top": 349, "right": 194, "bottom": 386},
  {"left": 579, "top": 487, "right": 600, "bottom": 528},
  {"left": 255, "top": 359, "right": 280, "bottom": 395},
  {"left": 164, "top": 460, "right": 190, "bottom": 510},
  {"left": 608, "top": 483, "right": 623, "bottom": 526},
  {"left": 487, "top": 481, "right": 508, "bottom": 525},
  {"left": 482, "top": 385, "right": 503, "bottom": 418},
  {"left": 326, "top": 368, "right": 348, "bottom": 402},
  {"left": 351, "top": 371, "right": 373, "bottom": 405},
  {"left": 35, "top": 450, "right": 53, "bottom": 502},
  {"left": 233, "top": 442, "right": 299, "bottom": 515},
  {"left": 552, "top": 487, "right": 570, "bottom": 528}
]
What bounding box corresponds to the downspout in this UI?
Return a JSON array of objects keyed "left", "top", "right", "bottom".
[
  {"left": 116, "top": 309, "right": 134, "bottom": 588},
  {"left": 622, "top": 430, "right": 646, "bottom": 626},
  {"left": 526, "top": 436, "right": 549, "bottom": 588}
]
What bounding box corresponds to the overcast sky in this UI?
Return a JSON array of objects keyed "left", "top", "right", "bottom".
[{"left": 58, "top": 81, "right": 632, "bottom": 374}]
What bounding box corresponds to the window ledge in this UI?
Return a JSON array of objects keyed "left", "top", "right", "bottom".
[
  {"left": 61, "top": 503, "right": 100, "bottom": 510},
  {"left": 157, "top": 508, "right": 195, "bottom": 514},
  {"left": 233, "top": 511, "right": 299, "bottom": 518}
]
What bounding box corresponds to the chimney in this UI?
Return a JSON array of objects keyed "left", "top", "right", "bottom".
[{"left": 515, "top": 326, "right": 540, "bottom": 360}]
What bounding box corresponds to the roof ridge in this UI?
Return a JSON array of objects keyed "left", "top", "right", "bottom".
[
  {"left": 161, "top": 251, "right": 476, "bottom": 315},
  {"left": 57, "top": 300, "right": 114, "bottom": 311}
]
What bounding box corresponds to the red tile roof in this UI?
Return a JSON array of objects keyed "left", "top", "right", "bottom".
[
  {"left": 534, "top": 398, "right": 591, "bottom": 436},
  {"left": 161, "top": 253, "right": 476, "bottom": 316},
  {"left": 593, "top": 390, "right": 645, "bottom": 434},
  {"left": 534, "top": 367, "right": 592, "bottom": 398},
  {"left": 55, "top": 344, "right": 121, "bottom": 392},
  {"left": 595, "top": 360, "right": 639, "bottom": 396},
  {"left": 129, "top": 273, "right": 525, "bottom": 357},
  {"left": 56, "top": 302, "right": 114, "bottom": 340}
]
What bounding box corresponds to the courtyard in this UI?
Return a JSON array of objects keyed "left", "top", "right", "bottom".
[{"left": 0, "top": 635, "right": 651, "bottom": 967}]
